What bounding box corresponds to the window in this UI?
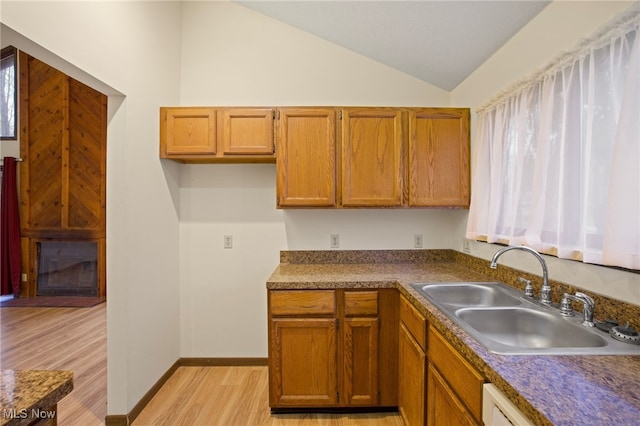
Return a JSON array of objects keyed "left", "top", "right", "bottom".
[
  {"left": 467, "top": 6, "right": 640, "bottom": 270},
  {"left": 1, "top": 46, "right": 17, "bottom": 140}
]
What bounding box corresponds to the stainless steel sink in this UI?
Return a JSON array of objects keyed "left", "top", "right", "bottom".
[
  {"left": 416, "top": 282, "right": 522, "bottom": 307},
  {"left": 411, "top": 281, "right": 640, "bottom": 355},
  {"left": 456, "top": 307, "right": 607, "bottom": 352}
]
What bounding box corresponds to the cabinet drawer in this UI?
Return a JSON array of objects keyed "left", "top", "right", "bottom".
[
  {"left": 270, "top": 290, "right": 336, "bottom": 316},
  {"left": 344, "top": 291, "right": 378, "bottom": 316},
  {"left": 428, "top": 326, "right": 484, "bottom": 422},
  {"left": 400, "top": 295, "right": 427, "bottom": 350}
]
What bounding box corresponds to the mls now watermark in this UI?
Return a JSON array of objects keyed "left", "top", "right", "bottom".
[{"left": 3, "top": 408, "right": 56, "bottom": 420}]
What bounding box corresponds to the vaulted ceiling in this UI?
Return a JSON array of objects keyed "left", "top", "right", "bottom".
[{"left": 236, "top": 1, "right": 551, "bottom": 91}]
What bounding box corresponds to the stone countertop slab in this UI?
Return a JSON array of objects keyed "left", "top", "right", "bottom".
[
  {"left": 267, "top": 250, "right": 640, "bottom": 426},
  {"left": 267, "top": 261, "right": 489, "bottom": 289},
  {"left": 0, "top": 370, "right": 73, "bottom": 426}
]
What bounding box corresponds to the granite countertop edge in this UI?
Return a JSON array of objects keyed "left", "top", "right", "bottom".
[
  {"left": 267, "top": 255, "right": 640, "bottom": 426},
  {"left": 0, "top": 370, "right": 74, "bottom": 426}
]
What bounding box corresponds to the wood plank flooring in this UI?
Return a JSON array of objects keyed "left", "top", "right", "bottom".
[
  {"left": 133, "top": 366, "right": 404, "bottom": 426},
  {"left": 1, "top": 304, "right": 404, "bottom": 425},
  {"left": 0, "top": 303, "right": 107, "bottom": 425}
]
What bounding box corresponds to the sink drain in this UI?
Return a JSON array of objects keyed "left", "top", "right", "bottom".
[{"left": 609, "top": 323, "right": 640, "bottom": 345}]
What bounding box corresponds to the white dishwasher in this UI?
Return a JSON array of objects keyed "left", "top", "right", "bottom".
[{"left": 482, "top": 383, "right": 534, "bottom": 426}]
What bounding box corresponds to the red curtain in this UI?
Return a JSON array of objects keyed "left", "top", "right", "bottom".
[{"left": 1, "top": 157, "right": 21, "bottom": 296}]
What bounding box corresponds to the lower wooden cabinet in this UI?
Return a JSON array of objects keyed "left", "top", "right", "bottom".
[
  {"left": 343, "top": 317, "right": 379, "bottom": 405},
  {"left": 399, "top": 323, "right": 427, "bottom": 425},
  {"left": 398, "top": 296, "right": 485, "bottom": 426},
  {"left": 398, "top": 295, "right": 428, "bottom": 425},
  {"left": 270, "top": 317, "right": 338, "bottom": 406},
  {"left": 427, "top": 325, "right": 485, "bottom": 426},
  {"left": 268, "top": 289, "right": 397, "bottom": 409},
  {"left": 268, "top": 289, "right": 487, "bottom": 422},
  {"left": 428, "top": 364, "right": 478, "bottom": 426}
]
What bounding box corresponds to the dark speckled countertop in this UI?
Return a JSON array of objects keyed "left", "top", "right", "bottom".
[
  {"left": 267, "top": 250, "right": 640, "bottom": 426},
  {"left": 0, "top": 370, "right": 73, "bottom": 426}
]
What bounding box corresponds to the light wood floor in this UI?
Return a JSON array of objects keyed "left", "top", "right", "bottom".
[
  {"left": 0, "top": 303, "right": 107, "bottom": 425},
  {"left": 133, "top": 366, "right": 404, "bottom": 426},
  {"left": 1, "top": 304, "right": 403, "bottom": 425}
]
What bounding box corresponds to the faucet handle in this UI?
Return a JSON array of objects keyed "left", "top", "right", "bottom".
[
  {"left": 518, "top": 277, "right": 534, "bottom": 298},
  {"left": 560, "top": 293, "right": 574, "bottom": 316},
  {"left": 560, "top": 292, "right": 595, "bottom": 327}
]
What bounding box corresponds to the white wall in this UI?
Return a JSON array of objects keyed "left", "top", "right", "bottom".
[
  {"left": 0, "top": 0, "right": 183, "bottom": 416},
  {"left": 451, "top": 1, "right": 640, "bottom": 305},
  {"left": 0, "top": 139, "right": 19, "bottom": 160},
  {"left": 177, "top": 1, "right": 457, "bottom": 357},
  {"left": 0, "top": 139, "right": 19, "bottom": 164}
]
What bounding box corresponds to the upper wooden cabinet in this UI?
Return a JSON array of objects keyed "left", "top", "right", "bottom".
[
  {"left": 408, "top": 108, "right": 470, "bottom": 207},
  {"left": 341, "top": 108, "right": 405, "bottom": 207},
  {"left": 221, "top": 108, "right": 275, "bottom": 155},
  {"left": 276, "top": 108, "right": 337, "bottom": 207},
  {"left": 160, "top": 107, "right": 217, "bottom": 156},
  {"left": 160, "top": 107, "right": 276, "bottom": 163},
  {"left": 160, "top": 105, "right": 470, "bottom": 207},
  {"left": 277, "top": 106, "right": 469, "bottom": 209}
]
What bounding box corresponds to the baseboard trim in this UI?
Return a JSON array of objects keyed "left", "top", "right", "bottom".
[
  {"left": 104, "top": 415, "right": 129, "bottom": 426},
  {"left": 179, "top": 357, "right": 268, "bottom": 366},
  {"left": 104, "top": 357, "right": 268, "bottom": 425}
]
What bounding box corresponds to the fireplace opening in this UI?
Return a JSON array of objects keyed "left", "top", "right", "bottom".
[{"left": 37, "top": 241, "right": 98, "bottom": 297}]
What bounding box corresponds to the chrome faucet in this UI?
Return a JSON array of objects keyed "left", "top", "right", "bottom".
[
  {"left": 490, "top": 246, "right": 552, "bottom": 305},
  {"left": 560, "top": 292, "right": 595, "bottom": 327}
]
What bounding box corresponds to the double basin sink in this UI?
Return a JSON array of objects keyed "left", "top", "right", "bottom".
[{"left": 411, "top": 281, "right": 640, "bottom": 355}]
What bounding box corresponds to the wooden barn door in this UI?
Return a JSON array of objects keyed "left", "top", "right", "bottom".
[{"left": 19, "top": 51, "right": 107, "bottom": 297}]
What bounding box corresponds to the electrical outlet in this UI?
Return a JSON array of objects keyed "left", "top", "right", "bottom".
[
  {"left": 462, "top": 238, "right": 471, "bottom": 253},
  {"left": 414, "top": 234, "right": 423, "bottom": 248},
  {"left": 21, "top": 273, "right": 27, "bottom": 282},
  {"left": 330, "top": 234, "right": 340, "bottom": 249},
  {"left": 224, "top": 235, "right": 233, "bottom": 249}
]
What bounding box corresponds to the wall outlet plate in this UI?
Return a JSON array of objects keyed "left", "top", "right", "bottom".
[
  {"left": 330, "top": 234, "right": 340, "bottom": 249},
  {"left": 414, "top": 234, "right": 423, "bottom": 248},
  {"left": 462, "top": 239, "right": 471, "bottom": 253},
  {"left": 224, "top": 235, "right": 233, "bottom": 249}
]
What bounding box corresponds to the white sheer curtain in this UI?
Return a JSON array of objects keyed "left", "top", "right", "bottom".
[{"left": 467, "top": 4, "right": 640, "bottom": 270}]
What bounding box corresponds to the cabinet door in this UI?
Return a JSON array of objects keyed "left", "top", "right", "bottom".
[
  {"left": 428, "top": 326, "right": 484, "bottom": 424},
  {"left": 408, "top": 108, "right": 470, "bottom": 207},
  {"left": 343, "top": 317, "right": 379, "bottom": 406},
  {"left": 220, "top": 108, "right": 275, "bottom": 155},
  {"left": 428, "top": 364, "right": 478, "bottom": 426},
  {"left": 398, "top": 323, "right": 427, "bottom": 426},
  {"left": 270, "top": 318, "right": 338, "bottom": 407},
  {"left": 276, "top": 108, "right": 337, "bottom": 207},
  {"left": 341, "top": 108, "right": 404, "bottom": 207},
  {"left": 160, "top": 107, "right": 217, "bottom": 156}
]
